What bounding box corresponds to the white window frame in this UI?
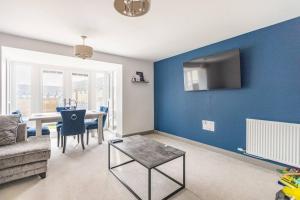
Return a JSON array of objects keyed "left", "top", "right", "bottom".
[
  {"left": 71, "top": 71, "right": 90, "bottom": 109},
  {"left": 6, "top": 61, "right": 115, "bottom": 129},
  {"left": 40, "top": 68, "right": 64, "bottom": 112}
]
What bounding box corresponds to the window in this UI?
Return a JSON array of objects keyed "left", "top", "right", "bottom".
[
  {"left": 42, "top": 70, "right": 63, "bottom": 112},
  {"left": 108, "top": 71, "right": 117, "bottom": 131},
  {"left": 7, "top": 61, "right": 116, "bottom": 131},
  {"left": 72, "top": 73, "right": 89, "bottom": 109},
  {"left": 13, "top": 63, "right": 32, "bottom": 117},
  {"left": 95, "top": 73, "right": 109, "bottom": 109}
]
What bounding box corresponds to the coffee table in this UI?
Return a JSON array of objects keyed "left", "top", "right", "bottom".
[{"left": 108, "top": 135, "right": 186, "bottom": 200}]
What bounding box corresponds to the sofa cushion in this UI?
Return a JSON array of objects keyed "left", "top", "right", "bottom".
[
  {"left": 0, "top": 136, "right": 51, "bottom": 170},
  {"left": 0, "top": 115, "right": 19, "bottom": 146},
  {"left": 16, "top": 123, "right": 27, "bottom": 142}
]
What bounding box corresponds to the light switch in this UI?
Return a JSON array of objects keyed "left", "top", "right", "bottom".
[{"left": 202, "top": 120, "right": 215, "bottom": 132}]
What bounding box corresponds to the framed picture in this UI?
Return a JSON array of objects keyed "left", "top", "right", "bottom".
[{"left": 136, "top": 71, "right": 144, "bottom": 81}]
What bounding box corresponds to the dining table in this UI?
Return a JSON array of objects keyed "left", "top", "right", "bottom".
[{"left": 28, "top": 110, "right": 104, "bottom": 144}]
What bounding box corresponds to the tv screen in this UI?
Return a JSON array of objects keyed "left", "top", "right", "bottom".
[{"left": 183, "top": 49, "right": 241, "bottom": 91}]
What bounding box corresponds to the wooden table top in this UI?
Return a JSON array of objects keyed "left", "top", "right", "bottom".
[{"left": 29, "top": 110, "right": 103, "bottom": 121}]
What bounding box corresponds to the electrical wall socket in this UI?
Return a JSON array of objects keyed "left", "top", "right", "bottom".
[{"left": 202, "top": 120, "right": 215, "bottom": 132}]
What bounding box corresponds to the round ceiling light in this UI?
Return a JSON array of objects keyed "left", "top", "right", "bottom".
[
  {"left": 74, "top": 36, "right": 93, "bottom": 59},
  {"left": 114, "top": 0, "right": 151, "bottom": 17}
]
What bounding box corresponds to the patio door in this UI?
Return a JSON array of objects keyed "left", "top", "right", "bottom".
[
  {"left": 42, "top": 70, "right": 64, "bottom": 112},
  {"left": 95, "top": 72, "right": 116, "bottom": 131},
  {"left": 108, "top": 71, "right": 117, "bottom": 131},
  {"left": 71, "top": 73, "right": 89, "bottom": 109}
]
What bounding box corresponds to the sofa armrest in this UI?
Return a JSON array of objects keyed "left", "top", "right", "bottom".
[{"left": 16, "top": 123, "right": 27, "bottom": 142}]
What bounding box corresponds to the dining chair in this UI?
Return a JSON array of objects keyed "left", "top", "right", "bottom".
[
  {"left": 56, "top": 106, "right": 70, "bottom": 147},
  {"left": 12, "top": 110, "right": 50, "bottom": 137},
  {"left": 85, "top": 106, "right": 108, "bottom": 145},
  {"left": 60, "top": 109, "right": 86, "bottom": 153}
]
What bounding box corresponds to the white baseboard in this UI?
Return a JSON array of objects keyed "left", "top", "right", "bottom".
[
  {"left": 117, "top": 130, "right": 154, "bottom": 138},
  {"left": 154, "top": 130, "right": 284, "bottom": 171}
]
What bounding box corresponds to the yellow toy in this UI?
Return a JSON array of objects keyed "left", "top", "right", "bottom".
[
  {"left": 276, "top": 169, "right": 300, "bottom": 200},
  {"left": 280, "top": 186, "right": 300, "bottom": 200}
]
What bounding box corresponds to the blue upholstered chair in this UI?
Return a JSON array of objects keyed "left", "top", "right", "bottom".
[
  {"left": 56, "top": 106, "right": 70, "bottom": 147},
  {"left": 12, "top": 111, "right": 50, "bottom": 137},
  {"left": 27, "top": 126, "right": 50, "bottom": 137},
  {"left": 60, "top": 110, "right": 86, "bottom": 153},
  {"left": 85, "top": 106, "right": 108, "bottom": 145}
]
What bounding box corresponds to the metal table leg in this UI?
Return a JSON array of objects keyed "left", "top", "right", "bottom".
[
  {"left": 183, "top": 154, "right": 185, "bottom": 187},
  {"left": 109, "top": 144, "right": 185, "bottom": 200},
  {"left": 108, "top": 143, "right": 111, "bottom": 169},
  {"left": 148, "top": 169, "right": 151, "bottom": 200}
]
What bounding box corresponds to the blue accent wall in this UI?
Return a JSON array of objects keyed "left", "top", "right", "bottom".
[{"left": 154, "top": 17, "right": 300, "bottom": 153}]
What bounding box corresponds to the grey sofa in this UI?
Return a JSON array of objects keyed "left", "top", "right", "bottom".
[{"left": 0, "top": 122, "right": 51, "bottom": 184}]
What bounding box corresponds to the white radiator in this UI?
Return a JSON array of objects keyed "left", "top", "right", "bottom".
[{"left": 246, "top": 119, "right": 300, "bottom": 167}]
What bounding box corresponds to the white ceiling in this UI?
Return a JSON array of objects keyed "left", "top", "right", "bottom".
[{"left": 0, "top": 0, "right": 299, "bottom": 61}]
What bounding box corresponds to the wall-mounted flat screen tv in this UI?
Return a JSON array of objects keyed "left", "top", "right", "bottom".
[{"left": 183, "top": 49, "right": 241, "bottom": 91}]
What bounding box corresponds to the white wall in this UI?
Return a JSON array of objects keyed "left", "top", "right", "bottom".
[
  {"left": 122, "top": 60, "right": 154, "bottom": 135},
  {"left": 0, "top": 32, "right": 154, "bottom": 136}
]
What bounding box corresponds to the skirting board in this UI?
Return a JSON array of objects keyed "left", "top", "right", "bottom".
[
  {"left": 117, "top": 130, "right": 154, "bottom": 138},
  {"left": 155, "top": 130, "right": 284, "bottom": 171}
]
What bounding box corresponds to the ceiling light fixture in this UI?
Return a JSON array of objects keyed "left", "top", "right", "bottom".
[
  {"left": 74, "top": 36, "right": 93, "bottom": 59},
  {"left": 114, "top": 0, "right": 151, "bottom": 17}
]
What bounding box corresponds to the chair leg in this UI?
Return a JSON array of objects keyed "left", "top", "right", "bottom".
[
  {"left": 86, "top": 130, "right": 89, "bottom": 145},
  {"left": 77, "top": 135, "right": 80, "bottom": 143},
  {"left": 63, "top": 136, "right": 67, "bottom": 153},
  {"left": 102, "top": 129, "right": 104, "bottom": 141},
  {"left": 81, "top": 134, "right": 85, "bottom": 150},
  {"left": 57, "top": 128, "right": 60, "bottom": 147},
  {"left": 61, "top": 135, "right": 64, "bottom": 147}
]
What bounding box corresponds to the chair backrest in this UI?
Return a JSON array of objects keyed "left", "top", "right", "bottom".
[
  {"left": 60, "top": 110, "right": 86, "bottom": 136},
  {"left": 100, "top": 106, "right": 108, "bottom": 127},
  {"left": 100, "top": 106, "right": 108, "bottom": 113},
  {"left": 56, "top": 106, "right": 70, "bottom": 112},
  {"left": 12, "top": 110, "right": 21, "bottom": 115},
  {"left": 11, "top": 110, "right": 23, "bottom": 123}
]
